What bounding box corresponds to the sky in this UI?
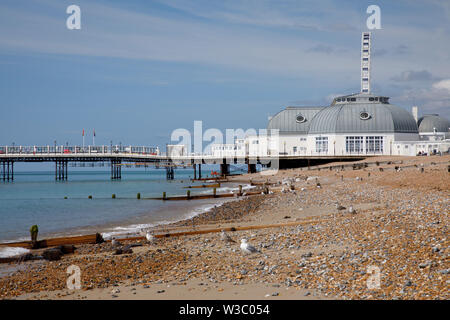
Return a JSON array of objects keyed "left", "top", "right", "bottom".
[{"left": 1, "top": 0, "right": 449, "bottom": 149}]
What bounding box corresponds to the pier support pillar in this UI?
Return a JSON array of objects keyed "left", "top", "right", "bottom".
[
  {"left": 198, "top": 164, "right": 202, "bottom": 179},
  {"left": 111, "top": 159, "right": 122, "bottom": 180},
  {"left": 55, "top": 160, "right": 68, "bottom": 181},
  {"left": 166, "top": 165, "right": 174, "bottom": 180},
  {"left": 247, "top": 163, "right": 257, "bottom": 174},
  {"left": 193, "top": 163, "right": 197, "bottom": 180},
  {"left": 1, "top": 160, "right": 14, "bottom": 182},
  {"left": 220, "top": 163, "right": 230, "bottom": 177}
]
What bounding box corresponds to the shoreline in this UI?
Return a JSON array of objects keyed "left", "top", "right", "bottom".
[
  {"left": 0, "top": 180, "right": 256, "bottom": 246},
  {"left": 0, "top": 155, "right": 448, "bottom": 300}
]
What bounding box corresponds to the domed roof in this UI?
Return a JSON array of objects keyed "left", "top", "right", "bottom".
[
  {"left": 268, "top": 106, "right": 325, "bottom": 133},
  {"left": 417, "top": 114, "right": 450, "bottom": 133},
  {"left": 308, "top": 93, "right": 419, "bottom": 134}
]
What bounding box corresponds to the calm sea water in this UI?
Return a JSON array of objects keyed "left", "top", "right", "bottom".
[{"left": 0, "top": 166, "right": 248, "bottom": 243}]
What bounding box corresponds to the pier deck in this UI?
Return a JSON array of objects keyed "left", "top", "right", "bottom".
[{"left": 0, "top": 145, "right": 368, "bottom": 181}]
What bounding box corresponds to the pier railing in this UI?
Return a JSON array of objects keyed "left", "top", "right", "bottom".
[{"left": 0, "top": 145, "right": 160, "bottom": 155}]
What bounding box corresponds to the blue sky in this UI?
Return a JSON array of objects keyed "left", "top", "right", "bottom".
[{"left": 1, "top": 0, "right": 449, "bottom": 148}]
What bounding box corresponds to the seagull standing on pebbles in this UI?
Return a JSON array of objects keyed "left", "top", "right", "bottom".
[
  {"left": 146, "top": 231, "right": 155, "bottom": 243},
  {"left": 348, "top": 206, "right": 356, "bottom": 214},
  {"left": 111, "top": 237, "right": 121, "bottom": 247},
  {"left": 220, "top": 230, "right": 236, "bottom": 243},
  {"left": 240, "top": 239, "right": 259, "bottom": 254}
]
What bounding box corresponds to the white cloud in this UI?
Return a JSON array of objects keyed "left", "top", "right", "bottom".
[
  {"left": 394, "top": 79, "right": 450, "bottom": 115},
  {"left": 432, "top": 79, "right": 450, "bottom": 91}
]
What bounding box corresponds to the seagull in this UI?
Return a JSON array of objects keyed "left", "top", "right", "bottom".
[
  {"left": 348, "top": 206, "right": 356, "bottom": 214},
  {"left": 146, "top": 231, "right": 155, "bottom": 243},
  {"left": 111, "top": 237, "right": 121, "bottom": 247},
  {"left": 240, "top": 239, "right": 259, "bottom": 254},
  {"left": 220, "top": 230, "right": 236, "bottom": 243}
]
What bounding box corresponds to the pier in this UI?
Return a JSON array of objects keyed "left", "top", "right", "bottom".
[{"left": 0, "top": 144, "right": 367, "bottom": 181}]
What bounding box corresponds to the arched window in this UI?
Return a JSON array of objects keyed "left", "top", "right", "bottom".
[
  {"left": 296, "top": 114, "right": 306, "bottom": 123},
  {"left": 360, "top": 111, "right": 371, "bottom": 120}
]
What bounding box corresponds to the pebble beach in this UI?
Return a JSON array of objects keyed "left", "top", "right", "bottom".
[{"left": 0, "top": 156, "right": 448, "bottom": 300}]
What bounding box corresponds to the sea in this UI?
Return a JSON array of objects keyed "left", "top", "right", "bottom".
[{"left": 0, "top": 165, "right": 254, "bottom": 255}]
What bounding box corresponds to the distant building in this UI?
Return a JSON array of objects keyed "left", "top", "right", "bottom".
[
  {"left": 266, "top": 96, "right": 449, "bottom": 157},
  {"left": 211, "top": 139, "right": 246, "bottom": 157},
  {"left": 417, "top": 114, "right": 450, "bottom": 141},
  {"left": 167, "top": 144, "right": 186, "bottom": 157}
]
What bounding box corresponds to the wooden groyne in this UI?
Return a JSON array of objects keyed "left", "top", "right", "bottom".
[
  {"left": 190, "top": 177, "right": 227, "bottom": 182},
  {"left": 149, "top": 190, "right": 262, "bottom": 201},
  {"left": 0, "top": 233, "right": 101, "bottom": 250},
  {"left": 184, "top": 183, "right": 221, "bottom": 189}
]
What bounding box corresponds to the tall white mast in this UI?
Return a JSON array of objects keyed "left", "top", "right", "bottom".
[{"left": 361, "top": 32, "right": 371, "bottom": 93}]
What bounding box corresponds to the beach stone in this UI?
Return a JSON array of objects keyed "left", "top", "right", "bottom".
[
  {"left": 437, "top": 269, "right": 449, "bottom": 275},
  {"left": 56, "top": 245, "right": 76, "bottom": 254},
  {"left": 42, "top": 248, "right": 63, "bottom": 261},
  {"left": 114, "top": 245, "right": 133, "bottom": 255}
]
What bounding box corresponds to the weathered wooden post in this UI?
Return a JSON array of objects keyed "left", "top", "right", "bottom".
[
  {"left": 213, "top": 188, "right": 216, "bottom": 198},
  {"left": 238, "top": 185, "right": 242, "bottom": 196},
  {"left": 112, "top": 194, "right": 116, "bottom": 199},
  {"left": 30, "top": 225, "right": 39, "bottom": 249},
  {"left": 187, "top": 190, "right": 191, "bottom": 199},
  {"left": 163, "top": 192, "right": 166, "bottom": 200},
  {"left": 137, "top": 192, "right": 141, "bottom": 199}
]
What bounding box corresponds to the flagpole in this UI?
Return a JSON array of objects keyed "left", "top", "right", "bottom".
[
  {"left": 93, "top": 129, "right": 96, "bottom": 146},
  {"left": 82, "top": 129, "right": 85, "bottom": 150}
]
